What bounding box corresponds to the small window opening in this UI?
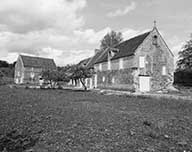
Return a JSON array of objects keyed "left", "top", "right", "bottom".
[
  {"left": 153, "top": 35, "right": 158, "bottom": 45},
  {"left": 102, "top": 76, "right": 105, "bottom": 82},
  {"left": 162, "top": 66, "right": 166, "bottom": 75}
]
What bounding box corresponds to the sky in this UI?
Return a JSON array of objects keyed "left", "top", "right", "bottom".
[{"left": 0, "top": 0, "right": 191, "bottom": 66}]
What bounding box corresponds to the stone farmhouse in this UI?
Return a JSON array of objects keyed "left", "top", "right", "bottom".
[
  {"left": 79, "top": 26, "right": 174, "bottom": 92},
  {"left": 14, "top": 55, "right": 56, "bottom": 84}
]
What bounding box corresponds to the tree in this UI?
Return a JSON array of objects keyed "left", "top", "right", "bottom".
[
  {"left": 57, "top": 66, "right": 71, "bottom": 83},
  {"left": 0, "top": 70, "right": 4, "bottom": 85},
  {"left": 41, "top": 70, "right": 59, "bottom": 88},
  {"left": 100, "top": 30, "right": 123, "bottom": 51},
  {"left": 177, "top": 34, "right": 192, "bottom": 71},
  {"left": 69, "top": 65, "right": 94, "bottom": 90},
  {"left": 0, "top": 60, "right": 9, "bottom": 68}
]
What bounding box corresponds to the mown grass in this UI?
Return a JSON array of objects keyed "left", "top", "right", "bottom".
[{"left": 0, "top": 86, "right": 192, "bottom": 152}]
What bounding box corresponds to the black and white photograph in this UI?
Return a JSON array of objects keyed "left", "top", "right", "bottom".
[{"left": 0, "top": 0, "right": 192, "bottom": 151}]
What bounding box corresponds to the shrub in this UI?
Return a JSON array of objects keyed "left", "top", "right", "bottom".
[{"left": 174, "top": 71, "right": 192, "bottom": 86}]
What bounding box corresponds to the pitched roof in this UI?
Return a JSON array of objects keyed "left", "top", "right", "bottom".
[
  {"left": 20, "top": 55, "right": 56, "bottom": 70},
  {"left": 95, "top": 31, "right": 151, "bottom": 64},
  {"left": 78, "top": 57, "right": 91, "bottom": 66},
  {"left": 86, "top": 50, "right": 106, "bottom": 68}
]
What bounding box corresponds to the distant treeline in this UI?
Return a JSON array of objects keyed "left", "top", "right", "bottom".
[
  {"left": 0, "top": 60, "right": 16, "bottom": 68},
  {"left": 0, "top": 60, "right": 16, "bottom": 78},
  {"left": 174, "top": 70, "right": 192, "bottom": 86}
]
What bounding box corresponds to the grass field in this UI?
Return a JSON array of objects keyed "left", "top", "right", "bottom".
[{"left": 0, "top": 86, "right": 192, "bottom": 152}]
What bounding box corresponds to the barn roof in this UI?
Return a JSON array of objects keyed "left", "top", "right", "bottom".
[
  {"left": 86, "top": 50, "right": 107, "bottom": 68},
  {"left": 20, "top": 55, "right": 57, "bottom": 70},
  {"left": 95, "top": 31, "right": 151, "bottom": 64},
  {"left": 78, "top": 57, "right": 91, "bottom": 66}
]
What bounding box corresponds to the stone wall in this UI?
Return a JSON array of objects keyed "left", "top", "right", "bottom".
[
  {"left": 96, "top": 68, "right": 135, "bottom": 91},
  {"left": 23, "top": 67, "right": 42, "bottom": 84},
  {"left": 134, "top": 28, "right": 174, "bottom": 91},
  {"left": 95, "top": 56, "right": 134, "bottom": 72},
  {"left": 14, "top": 56, "right": 24, "bottom": 84},
  {"left": 93, "top": 28, "right": 174, "bottom": 92},
  {"left": 111, "top": 59, "right": 119, "bottom": 70},
  {"left": 123, "top": 56, "right": 134, "bottom": 68},
  {"left": 14, "top": 56, "right": 43, "bottom": 84}
]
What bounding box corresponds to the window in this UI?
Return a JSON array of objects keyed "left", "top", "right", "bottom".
[
  {"left": 119, "top": 58, "right": 123, "bottom": 69},
  {"left": 139, "top": 56, "right": 145, "bottom": 68},
  {"left": 112, "top": 77, "right": 115, "bottom": 84},
  {"left": 99, "top": 63, "right": 102, "bottom": 71},
  {"left": 17, "top": 71, "right": 20, "bottom": 76},
  {"left": 102, "top": 76, "right": 105, "bottom": 82},
  {"left": 108, "top": 60, "right": 111, "bottom": 70},
  {"left": 31, "top": 72, "right": 35, "bottom": 78},
  {"left": 152, "top": 35, "right": 158, "bottom": 45},
  {"left": 162, "top": 66, "right": 166, "bottom": 75}
]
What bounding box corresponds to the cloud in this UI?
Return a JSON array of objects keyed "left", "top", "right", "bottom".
[
  {"left": 0, "top": 0, "right": 89, "bottom": 65},
  {"left": 73, "top": 27, "right": 111, "bottom": 45},
  {"left": 167, "top": 36, "right": 185, "bottom": 69},
  {"left": 107, "top": 2, "right": 136, "bottom": 17},
  {"left": 36, "top": 47, "right": 94, "bottom": 66},
  {"left": 0, "top": 0, "right": 86, "bottom": 33},
  {"left": 0, "top": 26, "right": 152, "bottom": 65},
  {"left": 122, "top": 28, "right": 150, "bottom": 40},
  {"left": 0, "top": 0, "right": 151, "bottom": 66},
  {"left": 0, "top": 52, "right": 19, "bottom": 63},
  {"left": 168, "top": 36, "right": 184, "bottom": 57}
]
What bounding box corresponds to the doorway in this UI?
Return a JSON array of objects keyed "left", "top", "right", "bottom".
[{"left": 139, "top": 76, "right": 150, "bottom": 92}]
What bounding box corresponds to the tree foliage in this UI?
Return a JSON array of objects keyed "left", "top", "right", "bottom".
[
  {"left": 41, "top": 66, "right": 72, "bottom": 88},
  {"left": 41, "top": 70, "right": 59, "bottom": 87},
  {"left": 177, "top": 34, "right": 192, "bottom": 71},
  {"left": 41, "top": 64, "right": 94, "bottom": 90},
  {"left": 100, "top": 30, "right": 123, "bottom": 51},
  {"left": 0, "top": 60, "right": 9, "bottom": 68},
  {"left": 68, "top": 64, "right": 94, "bottom": 90}
]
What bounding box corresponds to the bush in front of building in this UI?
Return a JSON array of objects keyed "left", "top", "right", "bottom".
[{"left": 174, "top": 70, "right": 192, "bottom": 86}]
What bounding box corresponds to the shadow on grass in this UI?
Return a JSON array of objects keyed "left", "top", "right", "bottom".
[{"left": 40, "top": 87, "right": 91, "bottom": 93}]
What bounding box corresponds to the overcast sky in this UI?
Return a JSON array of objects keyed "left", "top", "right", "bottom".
[{"left": 0, "top": 0, "right": 191, "bottom": 66}]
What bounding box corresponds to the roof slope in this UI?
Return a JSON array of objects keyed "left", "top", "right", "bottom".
[
  {"left": 95, "top": 31, "right": 151, "bottom": 64},
  {"left": 20, "top": 55, "right": 56, "bottom": 70},
  {"left": 78, "top": 57, "right": 91, "bottom": 66},
  {"left": 86, "top": 50, "right": 106, "bottom": 68}
]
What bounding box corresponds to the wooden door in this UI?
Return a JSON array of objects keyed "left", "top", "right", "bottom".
[{"left": 139, "top": 76, "right": 150, "bottom": 92}]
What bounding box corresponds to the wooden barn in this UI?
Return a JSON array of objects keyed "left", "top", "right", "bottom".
[{"left": 14, "top": 55, "right": 56, "bottom": 84}]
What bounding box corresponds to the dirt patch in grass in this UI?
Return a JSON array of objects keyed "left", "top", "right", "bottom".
[{"left": 0, "top": 86, "right": 192, "bottom": 151}]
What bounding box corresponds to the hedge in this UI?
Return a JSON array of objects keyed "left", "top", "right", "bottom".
[{"left": 174, "top": 71, "right": 192, "bottom": 86}]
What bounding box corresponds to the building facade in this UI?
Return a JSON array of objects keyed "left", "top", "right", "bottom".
[
  {"left": 14, "top": 55, "right": 57, "bottom": 84},
  {"left": 81, "top": 27, "right": 174, "bottom": 92}
]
